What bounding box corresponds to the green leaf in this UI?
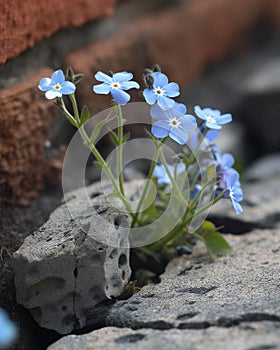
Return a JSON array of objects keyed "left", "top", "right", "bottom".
[
  {"left": 109, "top": 130, "right": 119, "bottom": 145},
  {"left": 66, "top": 66, "right": 74, "bottom": 81},
  {"left": 107, "top": 192, "right": 121, "bottom": 199},
  {"left": 89, "top": 113, "right": 115, "bottom": 143},
  {"left": 73, "top": 73, "right": 84, "bottom": 84},
  {"left": 206, "top": 164, "right": 215, "bottom": 181},
  {"left": 203, "top": 231, "right": 232, "bottom": 260},
  {"left": 122, "top": 132, "right": 131, "bottom": 144},
  {"left": 80, "top": 105, "right": 90, "bottom": 125},
  {"left": 197, "top": 221, "right": 232, "bottom": 259}
]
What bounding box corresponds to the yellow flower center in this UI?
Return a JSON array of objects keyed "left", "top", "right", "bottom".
[
  {"left": 207, "top": 116, "right": 216, "bottom": 123},
  {"left": 54, "top": 84, "right": 61, "bottom": 90},
  {"left": 154, "top": 87, "right": 164, "bottom": 95},
  {"left": 111, "top": 82, "right": 120, "bottom": 89},
  {"left": 169, "top": 118, "right": 180, "bottom": 127}
]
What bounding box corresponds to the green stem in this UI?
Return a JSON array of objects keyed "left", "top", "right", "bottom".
[
  {"left": 159, "top": 150, "right": 189, "bottom": 208},
  {"left": 64, "top": 95, "right": 135, "bottom": 216},
  {"left": 78, "top": 125, "right": 134, "bottom": 213},
  {"left": 69, "top": 94, "right": 81, "bottom": 125},
  {"left": 131, "top": 139, "right": 162, "bottom": 227},
  {"left": 115, "top": 104, "right": 125, "bottom": 196}
]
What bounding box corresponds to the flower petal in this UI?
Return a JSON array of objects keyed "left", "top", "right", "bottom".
[
  {"left": 206, "top": 130, "right": 219, "bottom": 142},
  {"left": 174, "top": 103, "right": 187, "bottom": 114},
  {"left": 151, "top": 121, "right": 170, "bottom": 139},
  {"left": 93, "top": 83, "right": 111, "bottom": 95},
  {"left": 226, "top": 170, "right": 239, "bottom": 188},
  {"left": 180, "top": 114, "right": 197, "bottom": 131},
  {"left": 143, "top": 88, "right": 157, "bottom": 105},
  {"left": 150, "top": 104, "right": 169, "bottom": 121},
  {"left": 217, "top": 113, "right": 232, "bottom": 125},
  {"left": 111, "top": 88, "right": 130, "bottom": 105},
  {"left": 121, "top": 81, "right": 140, "bottom": 90},
  {"left": 95, "top": 71, "right": 113, "bottom": 84},
  {"left": 60, "top": 81, "right": 76, "bottom": 95},
  {"left": 205, "top": 121, "right": 222, "bottom": 130},
  {"left": 169, "top": 127, "right": 188, "bottom": 145},
  {"left": 232, "top": 199, "right": 243, "bottom": 215},
  {"left": 38, "top": 78, "right": 52, "bottom": 91},
  {"left": 45, "top": 90, "right": 62, "bottom": 99},
  {"left": 152, "top": 72, "right": 168, "bottom": 87},
  {"left": 163, "top": 82, "right": 180, "bottom": 97},
  {"left": 51, "top": 69, "right": 65, "bottom": 84},
  {"left": 222, "top": 153, "right": 234, "bottom": 168},
  {"left": 204, "top": 108, "right": 221, "bottom": 117},
  {"left": 194, "top": 105, "right": 207, "bottom": 120},
  {"left": 157, "top": 95, "right": 175, "bottom": 110},
  {"left": 113, "top": 72, "right": 133, "bottom": 83}
]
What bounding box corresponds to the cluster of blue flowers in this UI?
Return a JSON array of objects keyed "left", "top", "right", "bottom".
[
  {"left": 38, "top": 68, "right": 243, "bottom": 215},
  {"left": 0, "top": 308, "right": 17, "bottom": 349}
]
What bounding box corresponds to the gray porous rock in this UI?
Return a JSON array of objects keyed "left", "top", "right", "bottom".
[
  {"left": 107, "top": 229, "right": 280, "bottom": 330},
  {"left": 47, "top": 323, "right": 280, "bottom": 350},
  {"left": 48, "top": 229, "right": 280, "bottom": 350},
  {"left": 13, "top": 182, "right": 131, "bottom": 334}
]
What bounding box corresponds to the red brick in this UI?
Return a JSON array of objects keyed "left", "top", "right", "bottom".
[
  {"left": 64, "top": 0, "right": 280, "bottom": 114},
  {"left": 0, "top": 0, "right": 116, "bottom": 65},
  {"left": 0, "top": 68, "right": 60, "bottom": 205}
]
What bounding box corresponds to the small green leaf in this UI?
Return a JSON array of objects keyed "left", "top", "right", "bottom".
[
  {"left": 66, "top": 66, "right": 74, "bottom": 81},
  {"left": 122, "top": 132, "right": 131, "bottom": 144},
  {"left": 107, "top": 192, "right": 121, "bottom": 199},
  {"left": 80, "top": 105, "right": 90, "bottom": 125},
  {"left": 203, "top": 231, "right": 232, "bottom": 260},
  {"left": 73, "top": 73, "right": 84, "bottom": 84},
  {"left": 109, "top": 130, "right": 119, "bottom": 145},
  {"left": 89, "top": 113, "right": 115, "bottom": 143},
  {"left": 196, "top": 220, "right": 232, "bottom": 259},
  {"left": 206, "top": 164, "right": 215, "bottom": 181}
]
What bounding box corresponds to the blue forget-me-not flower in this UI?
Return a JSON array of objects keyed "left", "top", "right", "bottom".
[
  {"left": 224, "top": 171, "right": 243, "bottom": 215},
  {"left": 194, "top": 105, "right": 232, "bottom": 130},
  {"left": 0, "top": 308, "right": 17, "bottom": 349},
  {"left": 38, "top": 69, "right": 76, "bottom": 100},
  {"left": 151, "top": 103, "right": 197, "bottom": 145},
  {"left": 93, "top": 71, "right": 140, "bottom": 106},
  {"left": 153, "top": 162, "right": 186, "bottom": 185},
  {"left": 143, "top": 72, "right": 180, "bottom": 110}
]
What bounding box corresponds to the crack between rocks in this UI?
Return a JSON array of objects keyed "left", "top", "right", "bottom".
[
  {"left": 73, "top": 255, "right": 79, "bottom": 330},
  {"left": 111, "top": 313, "right": 280, "bottom": 331}
]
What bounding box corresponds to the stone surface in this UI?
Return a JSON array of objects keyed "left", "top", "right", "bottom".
[
  {"left": 239, "top": 59, "right": 280, "bottom": 156},
  {"left": 64, "top": 0, "right": 280, "bottom": 115},
  {"left": 0, "top": 0, "right": 116, "bottom": 65},
  {"left": 210, "top": 154, "right": 280, "bottom": 233},
  {"left": 107, "top": 229, "right": 280, "bottom": 330},
  {"left": 13, "top": 182, "right": 131, "bottom": 334},
  {"left": 0, "top": 67, "right": 60, "bottom": 205},
  {"left": 245, "top": 153, "right": 280, "bottom": 182},
  {"left": 48, "top": 323, "right": 280, "bottom": 350}
]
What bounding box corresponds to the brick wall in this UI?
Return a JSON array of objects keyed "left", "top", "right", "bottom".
[{"left": 1, "top": 0, "right": 280, "bottom": 205}]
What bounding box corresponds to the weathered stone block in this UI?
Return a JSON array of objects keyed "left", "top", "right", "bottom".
[
  {"left": 13, "top": 182, "right": 131, "bottom": 334},
  {"left": 0, "top": 68, "right": 59, "bottom": 205}
]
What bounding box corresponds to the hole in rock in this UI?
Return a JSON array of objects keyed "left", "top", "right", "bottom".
[{"left": 118, "top": 254, "right": 127, "bottom": 267}]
